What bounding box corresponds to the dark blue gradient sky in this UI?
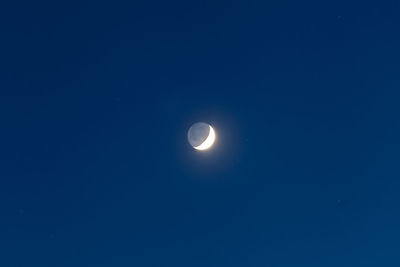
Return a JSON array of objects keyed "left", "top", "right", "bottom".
[{"left": 1, "top": 1, "right": 400, "bottom": 266}]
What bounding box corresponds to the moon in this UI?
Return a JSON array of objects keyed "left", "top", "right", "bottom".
[{"left": 187, "top": 122, "right": 216, "bottom": 151}]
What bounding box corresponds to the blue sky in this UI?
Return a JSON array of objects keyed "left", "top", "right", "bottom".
[{"left": 1, "top": 0, "right": 400, "bottom": 266}]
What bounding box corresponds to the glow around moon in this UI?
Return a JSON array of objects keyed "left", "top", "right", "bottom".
[{"left": 194, "top": 126, "right": 216, "bottom": 150}]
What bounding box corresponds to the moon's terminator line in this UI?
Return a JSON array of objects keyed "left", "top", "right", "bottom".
[{"left": 187, "top": 122, "right": 216, "bottom": 150}]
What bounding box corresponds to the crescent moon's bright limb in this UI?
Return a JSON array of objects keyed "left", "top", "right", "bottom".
[{"left": 194, "top": 126, "right": 216, "bottom": 150}]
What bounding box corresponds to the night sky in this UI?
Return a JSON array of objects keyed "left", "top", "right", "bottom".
[{"left": 1, "top": 1, "right": 400, "bottom": 266}]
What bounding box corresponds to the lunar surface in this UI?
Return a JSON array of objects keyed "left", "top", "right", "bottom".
[{"left": 187, "top": 122, "right": 216, "bottom": 150}]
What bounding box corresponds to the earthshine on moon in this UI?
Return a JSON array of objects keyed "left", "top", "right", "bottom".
[{"left": 187, "top": 122, "right": 216, "bottom": 151}]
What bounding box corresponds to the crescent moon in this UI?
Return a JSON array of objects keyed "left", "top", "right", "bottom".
[{"left": 194, "top": 126, "right": 216, "bottom": 150}]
